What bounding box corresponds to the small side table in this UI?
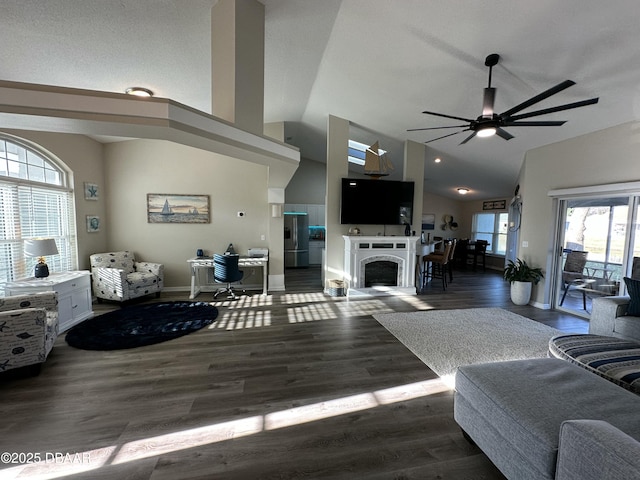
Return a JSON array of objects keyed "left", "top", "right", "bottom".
[{"left": 4, "top": 271, "right": 93, "bottom": 332}]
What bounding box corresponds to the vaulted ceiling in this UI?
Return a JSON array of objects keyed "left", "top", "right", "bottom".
[{"left": 3, "top": 0, "right": 640, "bottom": 199}]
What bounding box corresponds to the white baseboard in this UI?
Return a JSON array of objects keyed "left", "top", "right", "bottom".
[{"left": 269, "top": 274, "right": 285, "bottom": 291}]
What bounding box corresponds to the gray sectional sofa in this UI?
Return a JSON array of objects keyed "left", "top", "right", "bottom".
[
  {"left": 454, "top": 357, "right": 640, "bottom": 480},
  {"left": 453, "top": 292, "right": 640, "bottom": 479},
  {"left": 590, "top": 295, "right": 640, "bottom": 341}
]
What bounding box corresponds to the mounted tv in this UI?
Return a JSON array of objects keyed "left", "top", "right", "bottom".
[{"left": 340, "top": 178, "right": 415, "bottom": 225}]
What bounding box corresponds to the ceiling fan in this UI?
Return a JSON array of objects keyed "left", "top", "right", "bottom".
[{"left": 408, "top": 53, "right": 599, "bottom": 145}]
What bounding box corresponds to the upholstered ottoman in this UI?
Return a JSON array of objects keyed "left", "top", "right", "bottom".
[
  {"left": 549, "top": 334, "right": 640, "bottom": 394},
  {"left": 454, "top": 358, "right": 640, "bottom": 480}
]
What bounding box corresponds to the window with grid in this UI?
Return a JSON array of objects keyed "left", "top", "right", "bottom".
[
  {"left": 472, "top": 212, "right": 508, "bottom": 255},
  {"left": 0, "top": 135, "right": 77, "bottom": 286}
]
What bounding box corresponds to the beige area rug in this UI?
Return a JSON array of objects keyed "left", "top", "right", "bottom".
[{"left": 374, "top": 308, "right": 565, "bottom": 381}]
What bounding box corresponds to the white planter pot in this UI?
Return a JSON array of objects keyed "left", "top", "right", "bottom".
[{"left": 510, "top": 281, "right": 532, "bottom": 305}]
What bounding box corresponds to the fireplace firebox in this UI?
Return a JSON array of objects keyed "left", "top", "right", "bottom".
[{"left": 342, "top": 235, "right": 419, "bottom": 296}]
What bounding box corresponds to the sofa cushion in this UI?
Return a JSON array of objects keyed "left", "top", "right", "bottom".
[
  {"left": 454, "top": 358, "right": 640, "bottom": 480},
  {"left": 623, "top": 277, "right": 640, "bottom": 316},
  {"left": 550, "top": 334, "right": 640, "bottom": 394}
]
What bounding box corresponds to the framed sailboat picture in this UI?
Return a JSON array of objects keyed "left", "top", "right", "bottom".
[{"left": 147, "top": 194, "right": 210, "bottom": 224}]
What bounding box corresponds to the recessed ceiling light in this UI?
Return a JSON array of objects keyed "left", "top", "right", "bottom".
[
  {"left": 125, "top": 87, "right": 154, "bottom": 97},
  {"left": 457, "top": 188, "right": 470, "bottom": 195},
  {"left": 434, "top": 157, "right": 441, "bottom": 163}
]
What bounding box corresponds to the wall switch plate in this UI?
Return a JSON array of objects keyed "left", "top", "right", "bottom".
[
  {"left": 522, "top": 240, "right": 529, "bottom": 247},
  {"left": 261, "top": 234, "right": 265, "bottom": 241}
]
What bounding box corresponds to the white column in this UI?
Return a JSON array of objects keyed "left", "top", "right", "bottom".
[{"left": 211, "top": 0, "right": 265, "bottom": 135}]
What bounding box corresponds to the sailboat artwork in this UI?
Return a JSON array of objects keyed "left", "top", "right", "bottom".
[
  {"left": 160, "top": 199, "right": 175, "bottom": 215},
  {"left": 147, "top": 194, "right": 210, "bottom": 224},
  {"left": 364, "top": 141, "right": 393, "bottom": 178}
]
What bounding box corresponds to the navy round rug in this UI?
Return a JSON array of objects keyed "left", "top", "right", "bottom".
[{"left": 65, "top": 301, "right": 218, "bottom": 350}]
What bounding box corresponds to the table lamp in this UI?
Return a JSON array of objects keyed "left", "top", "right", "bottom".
[{"left": 24, "top": 238, "right": 59, "bottom": 278}]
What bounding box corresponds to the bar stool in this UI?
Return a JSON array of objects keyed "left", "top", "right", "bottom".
[{"left": 422, "top": 241, "right": 453, "bottom": 290}]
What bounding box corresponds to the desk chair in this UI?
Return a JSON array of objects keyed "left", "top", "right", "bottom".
[
  {"left": 213, "top": 254, "right": 245, "bottom": 299},
  {"left": 560, "top": 250, "right": 589, "bottom": 309}
]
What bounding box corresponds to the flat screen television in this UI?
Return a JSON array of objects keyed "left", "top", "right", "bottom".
[{"left": 340, "top": 178, "right": 414, "bottom": 225}]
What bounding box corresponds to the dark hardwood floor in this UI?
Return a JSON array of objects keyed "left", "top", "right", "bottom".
[{"left": 0, "top": 267, "right": 588, "bottom": 480}]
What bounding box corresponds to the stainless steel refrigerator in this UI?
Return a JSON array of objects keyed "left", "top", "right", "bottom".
[{"left": 284, "top": 212, "right": 309, "bottom": 268}]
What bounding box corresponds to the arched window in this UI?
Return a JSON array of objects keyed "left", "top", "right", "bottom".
[{"left": 0, "top": 134, "right": 77, "bottom": 285}]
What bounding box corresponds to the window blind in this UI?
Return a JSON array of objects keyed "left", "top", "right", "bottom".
[{"left": 0, "top": 180, "right": 76, "bottom": 285}]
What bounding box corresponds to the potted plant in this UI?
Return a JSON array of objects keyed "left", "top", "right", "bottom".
[{"left": 503, "top": 258, "right": 544, "bottom": 305}]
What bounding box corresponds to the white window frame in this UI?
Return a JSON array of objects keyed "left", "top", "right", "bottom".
[
  {"left": 0, "top": 134, "right": 77, "bottom": 286},
  {"left": 472, "top": 211, "right": 508, "bottom": 255}
]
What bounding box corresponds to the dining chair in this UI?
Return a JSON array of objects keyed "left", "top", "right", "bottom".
[{"left": 467, "top": 240, "right": 488, "bottom": 271}]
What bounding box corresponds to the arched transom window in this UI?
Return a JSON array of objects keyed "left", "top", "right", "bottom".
[{"left": 0, "top": 134, "right": 77, "bottom": 285}]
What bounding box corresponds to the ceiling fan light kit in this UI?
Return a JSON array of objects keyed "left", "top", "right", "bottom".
[
  {"left": 476, "top": 127, "right": 496, "bottom": 138},
  {"left": 409, "top": 53, "right": 599, "bottom": 145}
]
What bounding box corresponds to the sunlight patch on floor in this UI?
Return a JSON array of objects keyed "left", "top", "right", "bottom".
[
  {"left": 396, "top": 295, "right": 436, "bottom": 310},
  {"left": 335, "top": 298, "right": 395, "bottom": 316},
  {"left": 214, "top": 309, "right": 272, "bottom": 329},
  {"left": 287, "top": 303, "right": 337, "bottom": 322},
  {"left": 5, "top": 378, "right": 451, "bottom": 479},
  {"left": 281, "top": 292, "right": 331, "bottom": 305},
  {"left": 213, "top": 294, "right": 273, "bottom": 308}
]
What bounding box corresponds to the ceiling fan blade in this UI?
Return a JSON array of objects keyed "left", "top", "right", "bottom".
[
  {"left": 499, "top": 79, "right": 576, "bottom": 118},
  {"left": 459, "top": 132, "right": 477, "bottom": 145},
  {"left": 407, "top": 124, "right": 468, "bottom": 132},
  {"left": 496, "top": 128, "right": 514, "bottom": 141},
  {"left": 482, "top": 87, "right": 496, "bottom": 117},
  {"left": 502, "top": 120, "right": 566, "bottom": 127},
  {"left": 503, "top": 98, "right": 599, "bottom": 121},
  {"left": 422, "top": 110, "right": 475, "bottom": 123},
  {"left": 424, "top": 130, "right": 468, "bottom": 144}
]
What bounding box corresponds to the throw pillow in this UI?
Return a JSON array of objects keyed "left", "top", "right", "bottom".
[{"left": 623, "top": 277, "right": 640, "bottom": 316}]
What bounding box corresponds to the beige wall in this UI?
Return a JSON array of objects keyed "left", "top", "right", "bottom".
[
  {"left": 519, "top": 121, "right": 640, "bottom": 307},
  {"left": 4, "top": 129, "right": 107, "bottom": 270},
  {"left": 285, "top": 157, "right": 327, "bottom": 205},
  {"left": 422, "top": 191, "right": 465, "bottom": 240},
  {"left": 104, "top": 139, "right": 271, "bottom": 288}
]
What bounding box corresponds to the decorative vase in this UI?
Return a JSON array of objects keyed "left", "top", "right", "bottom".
[{"left": 510, "top": 281, "right": 532, "bottom": 305}]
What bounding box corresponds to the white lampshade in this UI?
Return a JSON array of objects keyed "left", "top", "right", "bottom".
[{"left": 24, "top": 238, "right": 59, "bottom": 258}]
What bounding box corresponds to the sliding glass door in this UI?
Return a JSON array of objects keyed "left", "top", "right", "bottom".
[{"left": 554, "top": 196, "right": 632, "bottom": 317}]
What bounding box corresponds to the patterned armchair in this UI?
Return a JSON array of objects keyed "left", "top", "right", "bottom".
[
  {"left": 0, "top": 292, "right": 59, "bottom": 375},
  {"left": 90, "top": 251, "right": 164, "bottom": 303}
]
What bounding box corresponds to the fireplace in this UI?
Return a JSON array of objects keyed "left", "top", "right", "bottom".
[
  {"left": 343, "top": 235, "right": 419, "bottom": 296},
  {"left": 364, "top": 259, "right": 399, "bottom": 287}
]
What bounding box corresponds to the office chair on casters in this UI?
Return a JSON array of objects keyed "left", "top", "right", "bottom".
[{"left": 213, "top": 253, "right": 245, "bottom": 299}]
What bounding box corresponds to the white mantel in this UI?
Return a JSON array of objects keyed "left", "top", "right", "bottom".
[{"left": 343, "top": 235, "right": 419, "bottom": 296}]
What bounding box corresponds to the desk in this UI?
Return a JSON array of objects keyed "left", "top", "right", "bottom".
[{"left": 188, "top": 256, "right": 268, "bottom": 299}]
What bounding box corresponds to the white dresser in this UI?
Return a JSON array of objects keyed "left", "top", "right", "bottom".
[{"left": 4, "top": 271, "right": 93, "bottom": 332}]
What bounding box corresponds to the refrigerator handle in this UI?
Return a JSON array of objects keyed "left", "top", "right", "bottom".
[{"left": 292, "top": 218, "right": 298, "bottom": 249}]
